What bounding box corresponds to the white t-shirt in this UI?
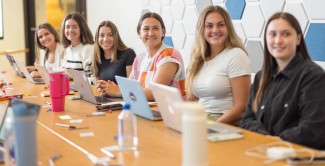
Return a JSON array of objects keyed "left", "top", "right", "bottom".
[{"left": 191, "top": 47, "right": 251, "bottom": 113}]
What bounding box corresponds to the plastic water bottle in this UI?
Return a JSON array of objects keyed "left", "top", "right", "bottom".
[
  {"left": 118, "top": 103, "right": 138, "bottom": 150},
  {"left": 175, "top": 102, "right": 208, "bottom": 166}
]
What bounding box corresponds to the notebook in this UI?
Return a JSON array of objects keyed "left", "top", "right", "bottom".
[
  {"left": 149, "top": 82, "right": 244, "bottom": 141},
  {"left": 69, "top": 69, "right": 121, "bottom": 105},
  {"left": 0, "top": 99, "right": 40, "bottom": 163},
  {"left": 15, "top": 58, "right": 44, "bottom": 84},
  {"left": 5, "top": 54, "right": 25, "bottom": 78},
  {"left": 34, "top": 64, "right": 77, "bottom": 91},
  {"left": 115, "top": 76, "right": 162, "bottom": 121}
]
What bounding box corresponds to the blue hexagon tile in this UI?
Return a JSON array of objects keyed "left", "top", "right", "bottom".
[
  {"left": 305, "top": 23, "right": 325, "bottom": 61},
  {"left": 225, "top": 0, "right": 246, "bottom": 20},
  {"left": 163, "top": 36, "right": 174, "bottom": 47}
]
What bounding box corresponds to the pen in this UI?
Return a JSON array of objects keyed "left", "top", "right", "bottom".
[
  {"left": 100, "top": 148, "right": 115, "bottom": 159},
  {"left": 48, "top": 154, "right": 61, "bottom": 166},
  {"left": 55, "top": 123, "right": 89, "bottom": 130}
]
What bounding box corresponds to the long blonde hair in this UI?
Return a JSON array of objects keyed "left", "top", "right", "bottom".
[
  {"left": 185, "top": 5, "right": 246, "bottom": 99},
  {"left": 92, "top": 20, "right": 128, "bottom": 78}
]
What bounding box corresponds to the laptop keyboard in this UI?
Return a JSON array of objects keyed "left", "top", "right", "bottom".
[
  {"left": 33, "top": 78, "right": 44, "bottom": 82},
  {"left": 151, "top": 110, "right": 161, "bottom": 118},
  {"left": 95, "top": 96, "right": 113, "bottom": 103}
]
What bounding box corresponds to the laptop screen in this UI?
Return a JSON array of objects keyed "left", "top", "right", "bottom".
[{"left": 0, "top": 99, "right": 14, "bottom": 143}]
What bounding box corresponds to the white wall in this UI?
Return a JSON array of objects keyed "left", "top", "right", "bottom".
[
  {"left": 0, "top": 0, "right": 25, "bottom": 69},
  {"left": 87, "top": 0, "right": 144, "bottom": 54}
]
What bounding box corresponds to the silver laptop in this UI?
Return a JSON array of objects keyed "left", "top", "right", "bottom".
[
  {"left": 69, "top": 69, "right": 121, "bottom": 105},
  {"left": 150, "top": 82, "right": 243, "bottom": 141},
  {"left": 34, "top": 64, "right": 77, "bottom": 91},
  {"left": 15, "top": 58, "right": 44, "bottom": 84},
  {"left": 34, "top": 64, "right": 50, "bottom": 86},
  {"left": 5, "top": 54, "right": 25, "bottom": 78},
  {"left": 115, "top": 76, "right": 162, "bottom": 121}
]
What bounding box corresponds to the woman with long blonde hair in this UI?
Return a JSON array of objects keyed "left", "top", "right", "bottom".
[{"left": 185, "top": 6, "right": 251, "bottom": 124}]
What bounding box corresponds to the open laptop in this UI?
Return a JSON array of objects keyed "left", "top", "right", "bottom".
[
  {"left": 149, "top": 82, "right": 244, "bottom": 141},
  {"left": 34, "top": 64, "right": 77, "bottom": 91},
  {"left": 34, "top": 64, "right": 50, "bottom": 86},
  {"left": 0, "top": 99, "right": 40, "bottom": 163},
  {"left": 115, "top": 76, "right": 162, "bottom": 121},
  {"left": 69, "top": 69, "right": 121, "bottom": 105},
  {"left": 5, "top": 54, "right": 25, "bottom": 78},
  {"left": 15, "top": 58, "right": 44, "bottom": 84}
]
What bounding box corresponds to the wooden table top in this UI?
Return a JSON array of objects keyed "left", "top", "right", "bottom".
[{"left": 1, "top": 70, "right": 324, "bottom": 166}]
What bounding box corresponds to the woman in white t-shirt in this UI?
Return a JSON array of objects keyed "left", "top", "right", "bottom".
[
  {"left": 186, "top": 6, "right": 251, "bottom": 124},
  {"left": 27, "top": 23, "right": 64, "bottom": 78},
  {"left": 61, "top": 12, "right": 94, "bottom": 77}
]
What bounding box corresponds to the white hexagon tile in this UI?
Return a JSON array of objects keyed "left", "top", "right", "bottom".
[
  {"left": 184, "top": 0, "right": 196, "bottom": 5},
  {"left": 260, "top": 0, "right": 285, "bottom": 20},
  {"left": 183, "top": 6, "right": 198, "bottom": 35},
  {"left": 283, "top": 2, "right": 309, "bottom": 33},
  {"left": 183, "top": 36, "right": 195, "bottom": 68},
  {"left": 212, "top": 0, "right": 225, "bottom": 5},
  {"left": 242, "top": 4, "right": 265, "bottom": 38},
  {"left": 161, "top": 7, "right": 174, "bottom": 34},
  {"left": 303, "top": 0, "right": 325, "bottom": 20},
  {"left": 171, "top": 0, "right": 186, "bottom": 20},
  {"left": 233, "top": 21, "right": 247, "bottom": 44},
  {"left": 149, "top": 0, "right": 162, "bottom": 14},
  {"left": 171, "top": 21, "right": 186, "bottom": 48},
  {"left": 160, "top": 0, "right": 171, "bottom": 6},
  {"left": 195, "top": 0, "right": 212, "bottom": 14}
]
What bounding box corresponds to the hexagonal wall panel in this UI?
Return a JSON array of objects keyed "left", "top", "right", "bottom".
[
  {"left": 141, "top": 0, "right": 150, "bottom": 7},
  {"left": 141, "top": 9, "right": 150, "bottom": 16},
  {"left": 246, "top": 41, "right": 264, "bottom": 73},
  {"left": 260, "top": 0, "right": 285, "bottom": 20},
  {"left": 195, "top": 0, "right": 212, "bottom": 14},
  {"left": 163, "top": 36, "right": 174, "bottom": 47},
  {"left": 149, "top": 0, "right": 162, "bottom": 14},
  {"left": 233, "top": 21, "right": 246, "bottom": 44},
  {"left": 182, "top": 36, "right": 195, "bottom": 68},
  {"left": 171, "top": 21, "right": 186, "bottom": 48},
  {"left": 305, "top": 23, "right": 325, "bottom": 61},
  {"left": 212, "top": 0, "right": 225, "bottom": 5},
  {"left": 225, "top": 0, "right": 245, "bottom": 20},
  {"left": 171, "top": 0, "right": 185, "bottom": 20},
  {"left": 242, "top": 4, "right": 265, "bottom": 38},
  {"left": 283, "top": 2, "right": 309, "bottom": 33},
  {"left": 161, "top": 0, "right": 171, "bottom": 6},
  {"left": 161, "top": 7, "right": 174, "bottom": 34},
  {"left": 303, "top": 0, "right": 325, "bottom": 20},
  {"left": 183, "top": 6, "right": 198, "bottom": 35},
  {"left": 184, "top": 0, "right": 196, "bottom": 5}
]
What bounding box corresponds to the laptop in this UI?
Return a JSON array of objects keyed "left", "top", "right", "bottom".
[
  {"left": 34, "top": 64, "right": 77, "bottom": 91},
  {"left": 15, "top": 58, "right": 45, "bottom": 84},
  {"left": 149, "top": 82, "right": 244, "bottom": 141},
  {"left": 5, "top": 54, "right": 25, "bottom": 78},
  {"left": 69, "top": 69, "right": 121, "bottom": 105},
  {"left": 0, "top": 99, "right": 40, "bottom": 163},
  {"left": 34, "top": 64, "right": 50, "bottom": 86},
  {"left": 115, "top": 76, "right": 162, "bottom": 121}
]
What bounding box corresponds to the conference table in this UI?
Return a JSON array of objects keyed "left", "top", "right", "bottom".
[{"left": 1, "top": 69, "right": 325, "bottom": 166}]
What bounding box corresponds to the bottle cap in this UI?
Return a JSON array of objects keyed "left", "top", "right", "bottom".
[{"left": 123, "top": 103, "right": 131, "bottom": 110}]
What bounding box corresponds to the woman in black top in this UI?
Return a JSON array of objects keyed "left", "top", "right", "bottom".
[
  {"left": 241, "top": 12, "right": 325, "bottom": 150},
  {"left": 92, "top": 20, "right": 136, "bottom": 85}
]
